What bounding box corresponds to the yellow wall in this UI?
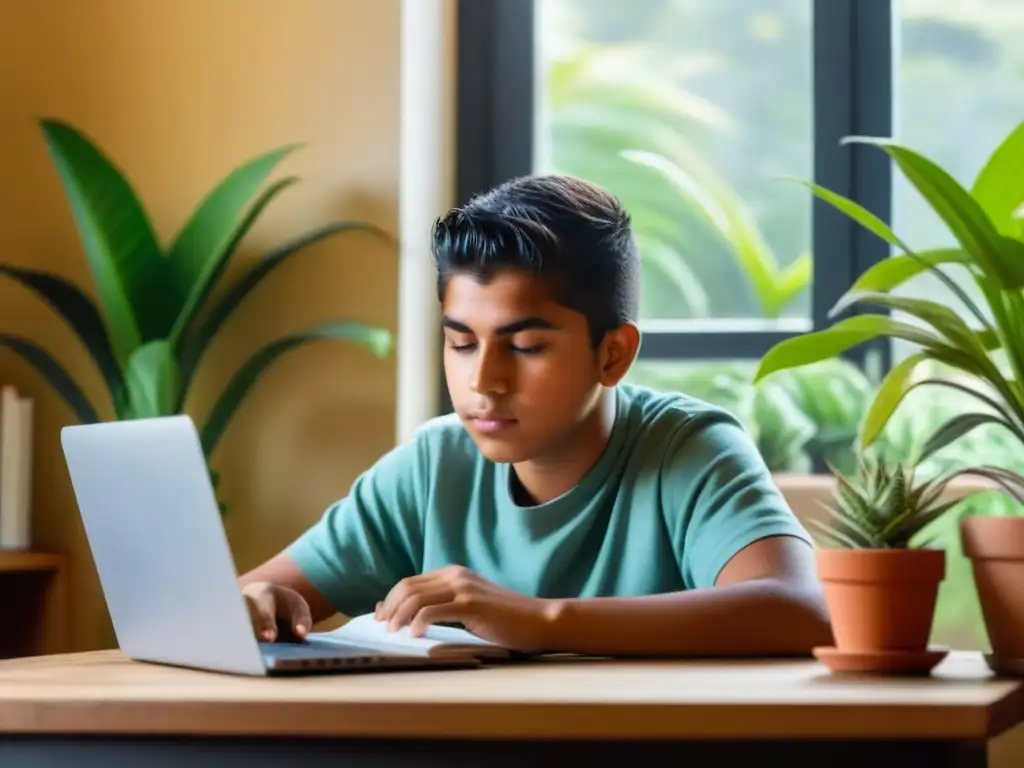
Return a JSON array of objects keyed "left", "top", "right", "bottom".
[{"left": 0, "top": 0, "right": 401, "bottom": 651}]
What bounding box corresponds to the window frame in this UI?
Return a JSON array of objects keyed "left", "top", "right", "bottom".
[{"left": 442, "top": 0, "right": 895, "bottom": 414}]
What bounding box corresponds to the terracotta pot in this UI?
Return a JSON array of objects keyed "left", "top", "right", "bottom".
[
  {"left": 961, "top": 516, "right": 1024, "bottom": 661},
  {"left": 816, "top": 548, "right": 945, "bottom": 652}
]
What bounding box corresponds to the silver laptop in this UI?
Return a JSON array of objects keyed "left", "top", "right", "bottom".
[{"left": 61, "top": 415, "right": 476, "bottom": 676}]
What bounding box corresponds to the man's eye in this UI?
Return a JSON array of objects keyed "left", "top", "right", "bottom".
[{"left": 511, "top": 344, "right": 544, "bottom": 355}]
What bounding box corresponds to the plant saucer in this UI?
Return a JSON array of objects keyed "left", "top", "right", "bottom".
[{"left": 813, "top": 645, "right": 950, "bottom": 676}]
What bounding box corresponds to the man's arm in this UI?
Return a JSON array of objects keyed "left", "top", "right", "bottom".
[
  {"left": 239, "top": 552, "right": 338, "bottom": 625},
  {"left": 540, "top": 534, "right": 833, "bottom": 657},
  {"left": 541, "top": 413, "right": 834, "bottom": 658}
]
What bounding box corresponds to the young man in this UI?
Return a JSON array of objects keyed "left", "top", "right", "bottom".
[{"left": 240, "top": 175, "right": 832, "bottom": 657}]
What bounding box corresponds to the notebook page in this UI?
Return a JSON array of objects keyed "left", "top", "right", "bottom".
[{"left": 315, "top": 613, "right": 500, "bottom": 652}]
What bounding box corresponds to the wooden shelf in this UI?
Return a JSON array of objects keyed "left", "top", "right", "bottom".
[
  {"left": 0, "top": 551, "right": 68, "bottom": 659},
  {"left": 0, "top": 551, "right": 63, "bottom": 573}
]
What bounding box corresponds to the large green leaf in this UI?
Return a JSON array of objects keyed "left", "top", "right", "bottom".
[
  {"left": 124, "top": 340, "right": 179, "bottom": 419},
  {"left": 39, "top": 119, "right": 166, "bottom": 359},
  {"left": 0, "top": 333, "right": 100, "bottom": 423},
  {"left": 971, "top": 119, "right": 1024, "bottom": 237},
  {"left": 850, "top": 249, "right": 969, "bottom": 293},
  {"left": 828, "top": 291, "right": 992, "bottom": 357},
  {"left": 820, "top": 292, "right": 1016, "bottom": 427},
  {"left": 166, "top": 144, "right": 301, "bottom": 346},
  {"left": 754, "top": 315, "right": 960, "bottom": 383},
  {"left": 844, "top": 135, "right": 1024, "bottom": 289},
  {"left": 176, "top": 220, "right": 389, "bottom": 398},
  {"left": 860, "top": 352, "right": 930, "bottom": 448},
  {"left": 200, "top": 321, "right": 393, "bottom": 456},
  {"left": 0, "top": 264, "right": 123, "bottom": 401}
]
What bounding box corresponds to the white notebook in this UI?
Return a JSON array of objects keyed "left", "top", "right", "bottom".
[{"left": 308, "top": 613, "right": 511, "bottom": 660}]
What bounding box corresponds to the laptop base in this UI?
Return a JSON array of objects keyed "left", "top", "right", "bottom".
[{"left": 259, "top": 640, "right": 481, "bottom": 675}]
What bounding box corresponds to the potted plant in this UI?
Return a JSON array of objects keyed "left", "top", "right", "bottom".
[
  {"left": 811, "top": 456, "right": 957, "bottom": 674},
  {"left": 1, "top": 118, "right": 393, "bottom": 512},
  {"left": 753, "top": 120, "right": 1024, "bottom": 671}
]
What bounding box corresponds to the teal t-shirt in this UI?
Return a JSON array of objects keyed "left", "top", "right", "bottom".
[{"left": 286, "top": 383, "right": 811, "bottom": 618}]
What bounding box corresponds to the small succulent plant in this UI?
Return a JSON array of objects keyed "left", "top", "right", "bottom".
[{"left": 812, "top": 458, "right": 959, "bottom": 549}]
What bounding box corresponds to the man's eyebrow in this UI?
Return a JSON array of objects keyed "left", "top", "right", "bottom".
[{"left": 441, "top": 315, "right": 560, "bottom": 334}]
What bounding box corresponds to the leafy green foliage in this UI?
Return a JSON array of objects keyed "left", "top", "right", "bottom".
[
  {"left": 754, "top": 119, "right": 1024, "bottom": 506},
  {"left": 813, "top": 458, "right": 960, "bottom": 549},
  {"left": 543, "top": 42, "right": 810, "bottom": 320},
  {"left": 626, "top": 150, "right": 810, "bottom": 317},
  {"left": 0, "top": 118, "right": 394, "bottom": 513}
]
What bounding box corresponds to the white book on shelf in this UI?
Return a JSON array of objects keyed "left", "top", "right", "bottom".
[
  {"left": 16, "top": 394, "right": 33, "bottom": 546},
  {"left": 0, "top": 385, "right": 33, "bottom": 549}
]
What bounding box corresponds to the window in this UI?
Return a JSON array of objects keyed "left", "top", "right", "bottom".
[{"left": 452, "top": 0, "right": 1024, "bottom": 651}]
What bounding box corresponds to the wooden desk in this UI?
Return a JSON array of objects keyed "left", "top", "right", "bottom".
[{"left": 0, "top": 649, "right": 1021, "bottom": 766}]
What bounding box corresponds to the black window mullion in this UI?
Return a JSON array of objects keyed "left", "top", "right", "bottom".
[
  {"left": 813, "top": 0, "right": 893, "bottom": 374},
  {"left": 455, "top": 0, "right": 534, "bottom": 207},
  {"left": 852, "top": 0, "right": 895, "bottom": 377}
]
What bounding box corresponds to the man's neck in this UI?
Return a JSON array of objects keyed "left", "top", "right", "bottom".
[{"left": 511, "top": 388, "right": 617, "bottom": 506}]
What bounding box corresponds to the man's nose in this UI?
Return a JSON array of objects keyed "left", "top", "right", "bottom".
[{"left": 470, "top": 345, "right": 509, "bottom": 395}]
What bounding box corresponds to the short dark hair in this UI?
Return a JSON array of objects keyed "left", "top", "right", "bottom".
[{"left": 430, "top": 174, "right": 640, "bottom": 346}]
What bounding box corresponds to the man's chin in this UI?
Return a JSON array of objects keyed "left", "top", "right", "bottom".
[{"left": 465, "top": 432, "right": 532, "bottom": 465}]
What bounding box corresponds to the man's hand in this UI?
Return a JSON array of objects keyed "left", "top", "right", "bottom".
[
  {"left": 242, "top": 580, "right": 314, "bottom": 642},
  {"left": 374, "top": 565, "right": 557, "bottom": 652}
]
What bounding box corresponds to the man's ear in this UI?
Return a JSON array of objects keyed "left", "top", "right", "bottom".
[{"left": 598, "top": 322, "right": 641, "bottom": 386}]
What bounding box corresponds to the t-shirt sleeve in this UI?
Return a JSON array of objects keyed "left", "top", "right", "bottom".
[
  {"left": 661, "top": 412, "right": 813, "bottom": 591},
  {"left": 284, "top": 438, "right": 426, "bottom": 618}
]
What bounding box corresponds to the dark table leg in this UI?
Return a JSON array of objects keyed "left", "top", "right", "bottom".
[{"left": 0, "top": 736, "right": 990, "bottom": 767}]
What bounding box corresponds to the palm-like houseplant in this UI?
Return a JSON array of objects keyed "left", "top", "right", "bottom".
[
  {"left": 810, "top": 456, "right": 960, "bottom": 673},
  {"left": 2, "top": 119, "right": 392, "bottom": 508},
  {"left": 753, "top": 120, "right": 1024, "bottom": 670},
  {"left": 814, "top": 457, "right": 959, "bottom": 551}
]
